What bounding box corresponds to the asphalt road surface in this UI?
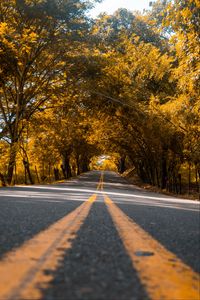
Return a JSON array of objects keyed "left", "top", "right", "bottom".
[{"left": 0, "top": 171, "right": 199, "bottom": 300}]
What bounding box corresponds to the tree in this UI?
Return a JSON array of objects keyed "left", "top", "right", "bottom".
[{"left": 0, "top": 0, "right": 100, "bottom": 184}]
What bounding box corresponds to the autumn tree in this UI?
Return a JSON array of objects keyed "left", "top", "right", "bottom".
[
  {"left": 87, "top": 4, "right": 197, "bottom": 192},
  {"left": 0, "top": 0, "right": 100, "bottom": 184}
]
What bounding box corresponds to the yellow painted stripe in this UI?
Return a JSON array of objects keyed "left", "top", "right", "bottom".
[
  {"left": 97, "top": 172, "right": 104, "bottom": 191},
  {"left": 97, "top": 182, "right": 100, "bottom": 190},
  {"left": 0, "top": 194, "right": 97, "bottom": 300},
  {"left": 96, "top": 176, "right": 101, "bottom": 190},
  {"left": 105, "top": 196, "right": 200, "bottom": 300}
]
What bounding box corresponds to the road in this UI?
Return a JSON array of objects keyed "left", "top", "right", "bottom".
[{"left": 0, "top": 171, "right": 199, "bottom": 300}]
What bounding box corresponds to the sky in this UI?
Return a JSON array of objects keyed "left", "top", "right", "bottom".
[{"left": 89, "top": 0, "right": 151, "bottom": 17}]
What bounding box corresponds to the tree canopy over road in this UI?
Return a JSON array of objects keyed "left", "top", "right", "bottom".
[{"left": 0, "top": 0, "right": 199, "bottom": 195}]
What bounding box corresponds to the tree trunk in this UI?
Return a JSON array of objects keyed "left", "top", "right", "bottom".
[
  {"left": 61, "top": 164, "right": 66, "bottom": 179},
  {"left": 14, "top": 163, "right": 17, "bottom": 185},
  {"left": 0, "top": 173, "right": 6, "bottom": 186},
  {"left": 23, "top": 159, "right": 34, "bottom": 184},
  {"left": 76, "top": 155, "right": 80, "bottom": 175},
  {"left": 178, "top": 173, "right": 182, "bottom": 194},
  {"left": 195, "top": 165, "right": 199, "bottom": 192},
  {"left": 48, "top": 163, "right": 51, "bottom": 182},
  {"left": 188, "top": 162, "right": 191, "bottom": 195},
  {"left": 54, "top": 168, "right": 60, "bottom": 181},
  {"left": 198, "top": 170, "right": 200, "bottom": 201},
  {"left": 62, "top": 154, "right": 72, "bottom": 179},
  {"left": 119, "top": 156, "right": 126, "bottom": 173},
  {"left": 7, "top": 141, "right": 18, "bottom": 185},
  {"left": 155, "top": 166, "right": 160, "bottom": 187},
  {"left": 27, "top": 163, "right": 34, "bottom": 184},
  {"left": 81, "top": 161, "right": 89, "bottom": 173},
  {"left": 161, "top": 149, "right": 168, "bottom": 189},
  {"left": 35, "top": 166, "right": 40, "bottom": 183}
]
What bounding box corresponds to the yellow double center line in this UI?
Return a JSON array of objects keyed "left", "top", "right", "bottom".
[
  {"left": 0, "top": 194, "right": 96, "bottom": 300},
  {"left": 0, "top": 173, "right": 199, "bottom": 300},
  {"left": 97, "top": 171, "right": 104, "bottom": 191},
  {"left": 104, "top": 196, "right": 200, "bottom": 300}
]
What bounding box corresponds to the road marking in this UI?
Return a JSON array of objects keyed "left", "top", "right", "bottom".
[
  {"left": 97, "top": 171, "right": 104, "bottom": 191},
  {"left": 105, "top": 195, "right": 200, "bottom": 300},
  {"left": 0, "top": 194, "right": 97, "bottom": 300}
]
